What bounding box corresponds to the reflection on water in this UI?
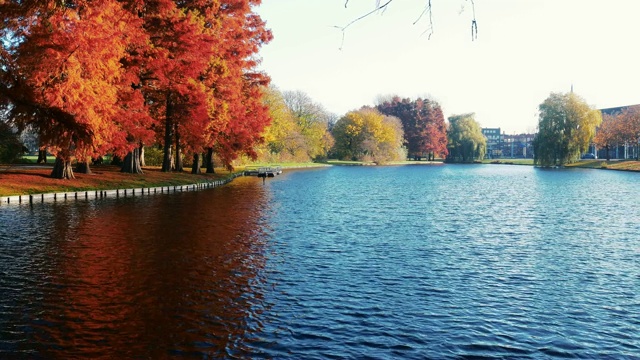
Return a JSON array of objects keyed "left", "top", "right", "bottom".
[
  {"left": 0, "top": 177, "right": 272, "bottom": 358},
  {"left": 1, "top": 166, "right": 639, "bottom": 358}
]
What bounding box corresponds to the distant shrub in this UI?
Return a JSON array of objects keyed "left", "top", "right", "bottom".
[{"left": 144, "top": 146, "right": 164, "bottom": 167}]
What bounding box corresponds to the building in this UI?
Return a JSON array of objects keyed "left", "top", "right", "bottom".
[
  {"left": 481, "top": 128, "right": 502, "bottom": 158},
  {"left": 501, "top": 133, "right": 535, "bottom": 158}
]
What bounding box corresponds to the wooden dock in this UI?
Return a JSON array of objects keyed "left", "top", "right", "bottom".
[{"left": 244, "top": 166, "right": 282, "bottom": 178}]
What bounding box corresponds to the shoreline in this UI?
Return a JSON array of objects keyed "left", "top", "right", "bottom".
[
  {"left": 2, "top": 159, "right": 639, "bottom": 202},
  {"left": 0, "top": 174, "right": 242, "bottom": 206}
]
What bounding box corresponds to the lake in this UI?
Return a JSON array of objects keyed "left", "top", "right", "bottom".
[{"left": 0, "top": 164, "right": 638, "bottom": 358}]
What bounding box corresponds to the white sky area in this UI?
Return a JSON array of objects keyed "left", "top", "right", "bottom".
[{"left": 255, "top": 0, "right": 640, "bottom": 134}]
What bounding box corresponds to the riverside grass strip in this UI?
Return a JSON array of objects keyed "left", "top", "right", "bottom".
[{"left": 0, "top": 172, "right": 243, "bottom": 206}]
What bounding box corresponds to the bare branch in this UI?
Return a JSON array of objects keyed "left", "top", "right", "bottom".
[
  {"left": 337, "top": 0, "right": 394, "bottom": 50},
  {"left": 469, "top": 0, "right": 477, "bottom": 40},
  {"left": 413, "top": 0, "right": 433, "bottom": 40}
]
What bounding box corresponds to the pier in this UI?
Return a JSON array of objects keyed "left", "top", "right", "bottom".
[{"left": 244, "top": 166, "right": 282, "bottom": 178}]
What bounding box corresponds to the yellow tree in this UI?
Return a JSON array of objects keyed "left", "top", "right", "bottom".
[
  {"left": 332, "top": 107, "right": 404, "bottom": 163},
  {"left": 533, "top": 92, "right": 602, "bottom": 167},
  {"left": 260, "top": 86, "right": 304, "bottom": 161}
]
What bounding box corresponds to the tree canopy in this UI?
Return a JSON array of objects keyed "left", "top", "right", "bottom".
[
  {"left": 446, "top": 113, "right": 485, "bottom": 163},
  {"left": 258, "top": 87, "right": 334, "bottom": 163},
  {"left": 377, "top": 96, "right": 448, "bottom": 161},
  {"left": 332, "top": 107, "right": 405, "bottom": 163},
  {"left": 533, "top": 92, "right": 602, "bottom": 167},
  {"left": 0, "top": 0, "right": 272, "bottom": 178}
]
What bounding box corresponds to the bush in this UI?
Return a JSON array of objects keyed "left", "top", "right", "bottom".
[{"left": 144, "top": 146, "right": 164, "bottom": 167}]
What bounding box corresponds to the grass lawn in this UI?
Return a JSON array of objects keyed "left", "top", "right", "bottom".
[
  {"left": 567, "top": 159, "right": 640, "bottom": 171},
  {"left": 0, "top": 165, "right": 238, "bottom": 197}
]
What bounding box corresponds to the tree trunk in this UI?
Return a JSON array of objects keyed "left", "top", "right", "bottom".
[
  {"left": 161, "top": 93, "right": 174, "bottom": 172},
  {"left": 121, "top": 148, "right": 144, "bottom": 174},
  {"left": 174, "top": 122, "right": 183, "bottom": 172},
  {"left": 139, "top": 142, "right": 146, "bottom": 167},
  {"left": 51, "top": 155, "right": 75, "bottom": 179},
  {"left": 76, "top": 161, "right": 92, "bottom": 174},
  {"left": 205, "top": 147, "right": 215, "bottom": 173},
  {"left": 191, "top": 153, "right": 202, "bottom": 174},
  {"left": 37, "top": 148, "right": 47, "bottom": 164}
]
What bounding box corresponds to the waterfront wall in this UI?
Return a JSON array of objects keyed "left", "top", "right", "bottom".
[{"left": 0, "top": 173, "right": 243, "bottom": 206}]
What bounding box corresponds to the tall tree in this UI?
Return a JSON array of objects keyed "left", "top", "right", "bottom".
[
  {"left": 533, "top": 92, "right": 602, "bottom": 167},
  {"left": 377, "top": 96, "right": 448, "bottom": 160},
  {"left": 446, "top": 113, "right": 486, "bottom": 163}
]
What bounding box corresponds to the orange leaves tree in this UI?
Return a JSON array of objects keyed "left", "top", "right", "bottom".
[
  {"left": 0, "top": 0, "right": 153, "bottom": 178},
  {"left": 593, "top": 115, "right": 621, "bottom": 161},
  {"left": 135, "top": 0, "right": 272, "bottom": 173},
  {"left": 595, "top": 106, "right": 640, "bottom": 161},
  {"left": 0, "top": 0, "right": 271, "bottom": 178}
]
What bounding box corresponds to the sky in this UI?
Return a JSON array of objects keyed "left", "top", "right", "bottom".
[{"left": 255, "top": 0, "right": 640, "bottom": 134}]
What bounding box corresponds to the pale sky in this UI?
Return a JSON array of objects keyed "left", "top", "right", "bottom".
[{"left": 256, "top": 0, "right": 640, "bottom": 134}]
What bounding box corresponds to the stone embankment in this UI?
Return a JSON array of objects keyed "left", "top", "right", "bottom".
[{"left": 0, "top": 173, "right": 243, "bottom": 206}]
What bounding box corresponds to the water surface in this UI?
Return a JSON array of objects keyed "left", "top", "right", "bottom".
[{"left": 0, "top": 165, "right": 638, "bottom": 358}]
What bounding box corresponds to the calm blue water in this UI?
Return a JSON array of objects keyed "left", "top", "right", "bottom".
[{"left": 1, "top": 164, "right": 639, "bottom": 358}]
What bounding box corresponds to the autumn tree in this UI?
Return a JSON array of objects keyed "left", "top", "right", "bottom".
[
  {"left": 377, "top": 96, "right": 448, "bottom": 161},
  {"left": 593, "top": 114, "right": 621, "bottom": 161},
  {"left": 258, "top": 87, "right": 333, "bottom": 162},
  {"left": 260, "top": 87, "right": 303, "bottom": 161},
  {"left": 533, "top": 92, "right": 602, "bottom": 167},
  {"left": 332, "top": 107, "right": 405, "bottom": 163},
  {"left": 616, "top": 106, "right": 640, "bottom": 160},
  {"left": 282, "top": 90, "right": 334, "bottom": 161},
  {"left": 0, "top": 0, "right": 152, "bottom": 178},
  {"left": 446, "top": 113, "right": 486, "bottom": 162}
]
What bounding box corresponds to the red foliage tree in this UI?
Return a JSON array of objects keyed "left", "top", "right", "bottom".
[
  {"left": 1, "top": 0, "right": 153, "bottom": 178},
  {"left": 377, "top": 96, "right": 448, "bottom": 160}
]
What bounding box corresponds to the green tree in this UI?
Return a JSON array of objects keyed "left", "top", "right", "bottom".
[
  {"left": 533, "top": 92, "right": 602, "bottom": 167},
  {"left": 446, "top": 113, "right": 486, "bottom": 162},
  {"left": 332, "top": 107, "right": 405, "bottom": 163}
]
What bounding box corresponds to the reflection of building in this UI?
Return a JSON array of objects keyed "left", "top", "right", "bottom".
[
  {"left": 481, "top": 128, "right": 502, "bottom": 158},
  {"left": 501, "top": 133, "right": 535, "bottom": 158}
]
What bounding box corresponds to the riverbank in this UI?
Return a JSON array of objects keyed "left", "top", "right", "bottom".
[
  {"left": 3, "top": 159, "right": 638, "bottom": 199},
  {"left": 0, "top": 162, "right": 332, "bottom": 198},
  {"left": 0, "top": 165, "right": 239, "bottom": 198},
  {"left": 484, "top": 158, "right": 640, "bottom": 171}
]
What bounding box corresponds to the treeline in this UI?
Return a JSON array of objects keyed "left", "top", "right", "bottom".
[
  {"left": 1, "top": 0, "right": 272, "bottom": 178},
  {"left": 256, "top": 92, "right": 485, "bottom": 165}
]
